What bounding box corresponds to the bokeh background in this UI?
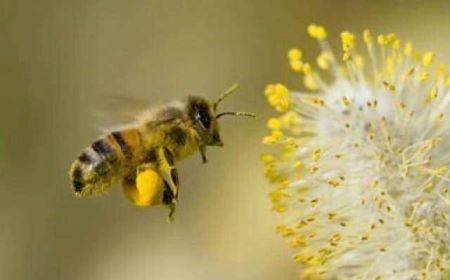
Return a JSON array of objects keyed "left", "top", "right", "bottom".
[{"left": 1, "top": 0, "right": 449, "bottom": 279}]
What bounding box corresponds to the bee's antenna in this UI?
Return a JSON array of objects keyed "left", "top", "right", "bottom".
[
  {"left": 216, "top": 111, "right": 256, "bottom": 119},
  {"left": 213, "top": 83, "right": 240, "bottom": 111}
]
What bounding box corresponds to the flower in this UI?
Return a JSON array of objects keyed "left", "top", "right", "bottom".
[{"left": 263, "top": 24, "right": 450, "bottom": 279}]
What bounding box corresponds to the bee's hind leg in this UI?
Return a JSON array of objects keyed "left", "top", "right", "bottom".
[
  {"left": 131, "top": 160, "right": 177, "bottom": 222},
  {"left": 123, "top": 166, "right": 165, "bottom": 207},
  {"left": 145, "top": 146, "right": 180, "bottom": 222}
]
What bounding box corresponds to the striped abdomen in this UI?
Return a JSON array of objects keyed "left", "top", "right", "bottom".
[{"left": 70, "top": 128, "right": 142, "bottom": 196}]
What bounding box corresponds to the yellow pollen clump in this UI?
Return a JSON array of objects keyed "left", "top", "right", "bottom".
[
  {"left": 422, "top": 52, "right": 435, "bottom": 66},
  {"left": 377, "top": 34, "right": 388, "bottom": 45},
  {"left": 267, "top": 118, "right": 282, "bottom": 130},
  {"left": 280, "top": 111, "right": 300, "bottom": 129},
  {"left": 288, "top": 48, "right": 303, "bottom": 72},
  {"left": 290, "top": 60, "right": 302, "bottom": 72},
  {"left": 260, "top": 153, "right": 274, "bottom": 164},
  {"left": 307, "top": 24, "right": 327, "bottom": 40},
  {"left": 262, "top": 130, "right": 283, "bottom": 145},
  {"left": 386, "top": 33, "right": 398, "bottom": 46},
  {"left": 288, "top": 48, "right": 302, "bottom": 61},
  {"left": 265, "top": 83, "right": 291, "bottom": 112},
  {"left": 284, "top": 137, "right": 298, "bottom": 149},
  {"left": 276, "top": 223, "right": 296, "bottom": 237}
]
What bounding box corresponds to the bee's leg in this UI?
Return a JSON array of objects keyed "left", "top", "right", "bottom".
[
  {"left": 194, "top": 134, "right": 207, "bottom": 164},
  {"left": 156, "top": 147, "right": 180, "bottom": 202},
  {"left": 162, "top": 183, "right": 176, "bottom": 223},
  {"left": 199, "top": 146, "right": 208, "bottom": 163},
  {"left": 141, "top": 147, "right": 180, "bottom": 221},
  {"left": 125, "top": 165, "right": 165, "bottom": 207}
]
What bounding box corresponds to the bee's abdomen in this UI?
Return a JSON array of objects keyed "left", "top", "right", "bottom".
[{"left": 70, "top": 129, "right": 141, "bottom": 196}]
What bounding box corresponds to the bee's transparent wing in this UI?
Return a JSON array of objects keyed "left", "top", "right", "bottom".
[{"left": 90, "top": 94, "right": 151, "bottom": 133}]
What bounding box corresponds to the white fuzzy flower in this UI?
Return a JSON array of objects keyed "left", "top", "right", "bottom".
[{"left": 262, "top": 25, "right": 450, "bottom": 279}]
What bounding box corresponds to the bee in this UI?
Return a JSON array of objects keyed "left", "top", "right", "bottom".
[{"left": 69, "top": 84, "right": 254, "bottom": 221}]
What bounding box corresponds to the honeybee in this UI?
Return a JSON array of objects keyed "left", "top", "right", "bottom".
[{"left": 69, "top": 84, "right": 254, "bottom": 221}]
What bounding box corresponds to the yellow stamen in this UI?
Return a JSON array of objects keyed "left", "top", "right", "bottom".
[
  {"left": 341, "top": 31, "right": 355, "bottom": 61},
  {"left": 317, "top": 52, "right": 331, "bottom": 70},
  {"left": 363, "top": 29, "right": 373, "bottom": 44},
  {"left": 288, "top": 48, "right": 302, "bottom": 61},
  {"left": 304, "top": 74, "right": 319, "bottom": 91},
  {"left": 404, "top": 42, "right": 413, "bottom": 56},
  {"left": 290, "top": 60, "right": 302, "bottom": 72},
  {"left": 267, "top": 118, "right": 282, "bottom": 130},
  {"left": 307, "top": 24, "right": 327, "bottom": 40},
  {"left": 422, "top": 52, "right": 435, "bottom": 67}
]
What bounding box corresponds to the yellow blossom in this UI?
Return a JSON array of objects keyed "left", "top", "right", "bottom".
[{"left": 263, "top": 25, "right": 450, "bottom": 280}]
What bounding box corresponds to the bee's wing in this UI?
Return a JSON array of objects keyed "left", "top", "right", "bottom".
[
  {"left": 91, "top": 94, "right": 151, "bottom": 133},
  {"left": 136, "top": 101, "right": 186, "bottom": 129}
]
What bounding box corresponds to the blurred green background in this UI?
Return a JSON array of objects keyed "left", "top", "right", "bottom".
[{"left": 0, "top": 0, "right": 449, "bottom": 279}]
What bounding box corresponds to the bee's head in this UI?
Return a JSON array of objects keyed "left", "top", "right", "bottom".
[{"left": 187, "top": 84, "right": 255, "bottom": 147}]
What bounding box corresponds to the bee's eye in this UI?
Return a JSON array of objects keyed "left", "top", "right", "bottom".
[{"left": 195, "top": 110, "right": 211, "bottom": 130}]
